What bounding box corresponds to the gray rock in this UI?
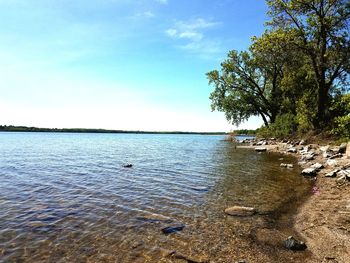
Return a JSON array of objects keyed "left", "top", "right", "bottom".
[
  {"left": 225, "top": 206, "right": 256, "bottom": 216},
  {"left": 310, "top": 163, "right": 324, "bottom": 170},
  {"left": 287, "top": 164, "right": 294, "bottom": 168},
  {"left": 284, "top": 236, "right": 307, "bottom": 251},
  {"left": 329, "top": 153, "right": 343, "bottom": 159},
  {"left": 255, "top": 147, "right": 267, "bottom": 152},
  {"left": 323, "top": 152, "right": 331, "bottom": 158},
  {"left": 325, "top": 169, "right": 339, "bottom": 177},
  {"left": 256, "top": 141, "right": 264, "bottom": 146},
  {"left": 301, "top": 167, "right": 317, "bottom": 176},
  {"left": 287, "top": 147, "right": 297, "bottom": 153},
  {"left": 336, "top": 174, "right": 349, "bottom": 183},
  {"left": 339, "top": 143, "right": 347, "bottom": 154},
  {"left": 302, "top": 154, "right": 315, "bottom": 161},
  {"left": 326, "top": 159, "right": 338, "bottom": 167},
  {"left": 320, "top": 145, "right": 330, "bottom": 152}
]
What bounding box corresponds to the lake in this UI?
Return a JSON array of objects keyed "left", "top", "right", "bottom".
[{"left": 0, "top": 132, "right": 312, "bottom": 262}]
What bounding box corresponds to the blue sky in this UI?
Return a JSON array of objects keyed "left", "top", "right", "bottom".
[{"left": 0, "top": 0, "right": 268, "bottom": 132}]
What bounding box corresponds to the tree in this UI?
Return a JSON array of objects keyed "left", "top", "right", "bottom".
[
  {"left": 207, "top": 31, "right": 290, "bottom": 127},
  {"left": 266, "top": 0, "right": 350, "bottom": 128}
]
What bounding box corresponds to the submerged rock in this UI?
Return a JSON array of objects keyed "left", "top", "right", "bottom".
[
  {"left": 224, "top": 206, "right": 256, "bottom": 216},
  {"left": 161, "top": 224, "right": 185, "bottom": 234},
  {"left": 190, "top": 186, "right": 209, "bottom": 192},
  {"left": 284, "top": 236, "right": 307, "bottom": 251}
]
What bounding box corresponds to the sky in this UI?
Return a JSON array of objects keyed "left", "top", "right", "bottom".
[{"left": 0, "top": 0, "right": 268, "bottom": 132}]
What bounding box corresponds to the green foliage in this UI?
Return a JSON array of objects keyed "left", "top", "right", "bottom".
[
  {"left": 207, "top": 0, "right": 349, "bottom": 136},
  {"left": 295, "top": 92, "right": 316, "bottom": 133},
  {"left": 331, "top": 93, "right": 350, "bottom": 139},
  {"left": 257, "top": 113, "right": 297, "bottom": 138}
]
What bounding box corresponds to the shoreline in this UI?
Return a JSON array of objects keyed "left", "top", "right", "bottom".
[{"left": 238, "top": 140, "right": 350, "bottom": 262}]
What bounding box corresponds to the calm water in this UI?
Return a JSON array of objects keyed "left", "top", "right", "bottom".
[{"left": 0, "top": 133, "right": 312, "bottom": 262}]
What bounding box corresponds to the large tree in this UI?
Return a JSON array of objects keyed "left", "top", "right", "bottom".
[
  {"left": 267, "top": 0, "right": 350, "bottom": 128},
  {"left": 207, "top": 31, "right": 291, "bottom": 127}
]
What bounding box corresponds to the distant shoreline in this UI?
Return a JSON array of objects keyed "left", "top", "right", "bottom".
[{"left": 0, "top": 125, "right": 229, "bottom": 135}]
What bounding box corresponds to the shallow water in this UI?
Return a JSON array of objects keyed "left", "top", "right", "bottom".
[{"left": 0, "top": 132, "right": 312, "bottom": 262}]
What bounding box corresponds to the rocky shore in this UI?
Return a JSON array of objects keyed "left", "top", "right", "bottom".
[{"left": 238, "top": 138, "right": 350, "bottom": 263}]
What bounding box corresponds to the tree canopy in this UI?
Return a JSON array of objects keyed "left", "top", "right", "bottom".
[{"left": 208, "top": 0, "right": 350, "bottom": 137}]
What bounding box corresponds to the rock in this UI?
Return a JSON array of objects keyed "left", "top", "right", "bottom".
[
  {"left": 336, "top": 173, "right": 349, "bottom": 183},
  {"left": 338, "top": 169, "right": 350, "bottom": 177},
  {"left": 329, "top": 153, "right": 343, "bottom": 159},
  {"left": 287, "top": 147, "right": 297, "bottom": 153},
  {"left": 346, "top": 142, "right": 350, "bottom": 158},
  {"left": 298, "top": 161, "right": 307, "bottom": 166},
  {"left": 299, "top": 139, "right": 306, "bottom": 145},
  {"left": 255, "top": 147, "right": 267, "bottom": 152},
  {"left": 303, "top": 154, "right": 314, "bottom": 161},
  {"left": 301, "top": 167, "right": 317, "bottom": 176},
  {"left": 190, "top": 186, "right": 209, "bottom": 192},
  {"left": 320, "top": 145, "right": 330, "bottom": 152},
  {"left": 339, "top": 142, "right": 347, "bottom": 153},
  {"left": 325, "top": 169, "right": 339, "bottom": 177},
  {"left": 323, "top": 151, "right": 331, "bottom": 158},
  {"left": 300, "top": 146, "right": 309, "bottom": 154},
  {"left": 161, "top": 224, "right": 185, "bottom": 234},
  {"left": 326, "top": 159, "right": 338, "bottom": 167},
  {"left": 281, "top": 163, "right": 293, "bottom": 168},
  {"left": 284, "top": 236, "right": 307, "bottom": 251},
  {"left": 137, "top": 213, "right": 172, "bottom": 222},
  {"left": 310, "top": 163, "right": 324, "bottom": 170},
  {"left": 123, "top": 164, "right": 133, "bottom": 168},
  {"left": 225, "top": 206, "right": 256, "bottom": 216},
  {"left": 256, "top": 141, "right": 264, "bottom": 146}
]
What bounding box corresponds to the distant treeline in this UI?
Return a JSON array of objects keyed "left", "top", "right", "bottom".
[
  {"left": 0, "top": 125, "right": 227, "bottom": 135},
  {"left": 232, "top": 129, "right": 256, "bottom": 135}
]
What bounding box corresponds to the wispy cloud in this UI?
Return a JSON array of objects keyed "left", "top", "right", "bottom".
[
  {"left": 165, "top": 18, "right": 223, "bottom": 58},
  {"left": 132, "top": 11, "right": 155, "bottom": 19},
  {"left": 155, "top": 0, "right": 168, "bottom": 4}
]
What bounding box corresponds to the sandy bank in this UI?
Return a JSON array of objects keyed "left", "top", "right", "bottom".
[{"left": 238, "top": 140, "right": 350, "bottom": 263}]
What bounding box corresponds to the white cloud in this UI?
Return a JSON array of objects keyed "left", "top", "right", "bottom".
[
  {"left": 165, "top": 28, "right": 177, "bottom": 37},
  {"left": 165, "top": 18, "right": 223, "bottom": 58},
  {"left": 132, "top": 11, "right": 155, "bottom": 19}
]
